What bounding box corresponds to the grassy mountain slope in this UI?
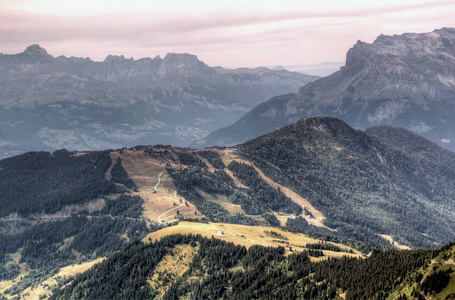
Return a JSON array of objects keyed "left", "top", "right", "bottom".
[
  {"left": 389, "top": 243, "right": 455, "bottom": 300},
  {"left": 144, "top": 221, "right": 359, "bottom": 258}
]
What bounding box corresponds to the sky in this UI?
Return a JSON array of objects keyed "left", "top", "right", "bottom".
[{"left": 0, "top": 0, "right": 454, "bottom": 67}]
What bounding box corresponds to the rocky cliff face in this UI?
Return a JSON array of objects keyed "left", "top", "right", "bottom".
[
  {"left": 197, "top": 28, "right": 455, "bottom": 151},
  {"left": 0, "top": 45, "right": 317, "bottom": 158}
]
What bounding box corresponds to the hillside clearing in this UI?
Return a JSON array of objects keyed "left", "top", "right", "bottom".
[
  {"left": 143, "top": 221, "right": 360, "bottom": 259},
  {"left": 378, "top": 234, "right": 411, "bottom": 250},
  {"left": 148, "top": 244, "right": 199, "bottom": 299},
  {"left": 6, "top": 257, "right": 105, "bottom": 300},
  {"left": 109, "top": 150, "right": 203, "bottom": 223}
]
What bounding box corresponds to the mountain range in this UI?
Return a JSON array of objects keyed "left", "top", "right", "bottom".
[
  {"left": 196, "top": 28, "right": 455, "bottom": 151},
  {"left": 0, "top": 45, "right": 316, "bottom": 158}
]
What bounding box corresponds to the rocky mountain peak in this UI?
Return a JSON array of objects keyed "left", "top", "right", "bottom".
[
  {"left": 103, "top": 54, "right": 133, "bottom": 63},
  {"left": 162, "top": 53, "right": 202, "bottom": 65},
  {"left": 345, "top": 28, "right": 455, "bottom": 68},
  {"left": 23, "top": 44, "right": 49, "bottom": 57},
  {"left": 157, "top": 53, "right": 213, "bottom": 77}
]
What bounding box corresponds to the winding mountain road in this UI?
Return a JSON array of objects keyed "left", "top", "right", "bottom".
[
  {"left": 157, "top": 203, "right": 185, "bottom": 223},
  {"left": 155, "top": 170, "right": 166, "bottom": 191},
  {"left": 157, "top": 189, "right": 188, "bottom": 223}
]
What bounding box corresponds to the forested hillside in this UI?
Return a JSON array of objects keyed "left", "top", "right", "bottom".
[
  {"left": 168, "top": 150, "right": 303, "bottom": 225},
  {"left": 51, "top": 234, "right": 454, "bottom": 300},
  {"left": 0, "top": 151, "right": 158, "bottom": 299},
  {"left": 0, "top": 150, "right": 116, "bottom": 217},
  {"left": 239, "top": 117, "right": 455, "bottom": 248},
  {"left": 365, "top": 126, "right": 455, "bottom": 170}
]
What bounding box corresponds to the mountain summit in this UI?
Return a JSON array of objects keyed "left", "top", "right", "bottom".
[
  {"left": 197, "top": 28, "right": 455, "bottom": 151},
  {"left": 239, "top": 116, "right": 455, "bottom": 248},
  {"left": 23, "top": 44, "right": 49, "bottom": 56}
]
